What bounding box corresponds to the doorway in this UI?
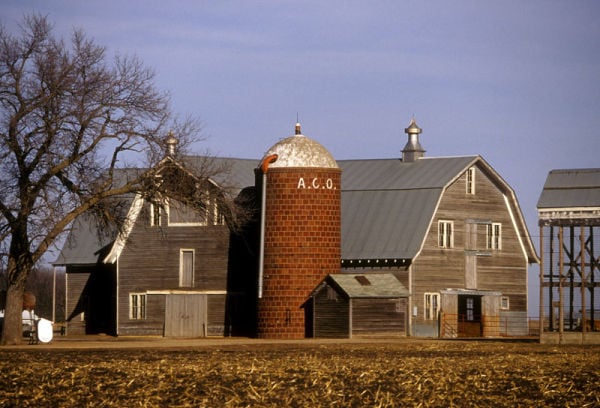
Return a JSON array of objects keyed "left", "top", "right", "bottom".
[{"left": 458, "top": 295, "right": 482, "bottom": 337}]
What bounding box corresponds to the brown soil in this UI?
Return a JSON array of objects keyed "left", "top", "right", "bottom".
[{"left": 1, "top": 337, "right": 599, "bottom": 407}]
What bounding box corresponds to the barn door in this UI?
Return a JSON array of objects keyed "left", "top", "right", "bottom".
[
  {"left": 457, "top": 295, "right": 482, "bottom": 337},
  {"left": 164, "top": 294, "right": 207, "bottom": 337}
]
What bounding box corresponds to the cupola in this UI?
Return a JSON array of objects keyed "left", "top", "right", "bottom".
[{"left": 401, "top": 118, "right": 425, "bottom": 162}]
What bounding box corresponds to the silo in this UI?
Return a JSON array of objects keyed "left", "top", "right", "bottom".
[{"left": 256, "top": 123, "right": 341, "bottom": 339}]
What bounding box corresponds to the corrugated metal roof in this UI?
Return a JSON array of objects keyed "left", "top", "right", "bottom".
[
  {"left": 537, "top": 168, "right": 600, "bottom": 208},
  {"left": 338, "top": 156, "right": 477, "bottom": 260},
  {"left": 339, "top": 156, "right": 477, "bottom": 190},
  {"left": 54, "top": 213, "right": 116, "bottom": 265},
  {"left": 341, "top": 189, "right": 440, "bottom": 259},
  {"left": 327, "top": 273, "right": 409, "bottom": 298}
]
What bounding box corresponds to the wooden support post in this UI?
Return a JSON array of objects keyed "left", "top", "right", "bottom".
[
  {"left": 539, "top": 225, "right": 544, "bottom": 336},
  {"left": 581, "top": 226, "right": 586, "bottom": 333},
  {"left": 559, "top": 226, "right": 564, "bottom": 343}
]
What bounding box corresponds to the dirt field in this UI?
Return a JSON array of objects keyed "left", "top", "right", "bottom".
[{"left": 1, "top": 338, "right": 599, "bottom": 407}]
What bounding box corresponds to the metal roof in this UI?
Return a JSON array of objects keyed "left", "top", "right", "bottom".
[
  {"left": 54, "top": 213, "right": 116, "bottom": 265},
  {"left": 338, "top": 156, "right": 477, "bottom": 260},
  {"left": 326, "top": 273, "right": 409, "bottom": 298},
  {"left": 537, "top": 168, "right": 600, "bottom": 209},
  {"left": 339, "top": 156, "right": 477, "bottom": 190}
]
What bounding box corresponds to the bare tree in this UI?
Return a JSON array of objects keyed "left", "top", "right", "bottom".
[{"left": 0, "top": 14, "right": 205, "bottom": 344}]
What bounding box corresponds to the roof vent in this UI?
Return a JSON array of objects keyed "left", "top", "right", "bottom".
[
  {"left": 355, "top": 275, "right": 371, "bottom": 286},
  {"left": 402, "top": 118, "right": 425, "bottom": 162},
  {"left": 165, "top": 131, "right": 178, "bottom": 157}
]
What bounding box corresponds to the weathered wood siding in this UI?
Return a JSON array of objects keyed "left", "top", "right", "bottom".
[
  {"left": 117, "top": 201, "right": 231, "bottom": 336},
  {"left": 313, "top": 284, "right": 350, "bottom": 338},
  {"left": 207, "top": 294, "right": 226, "bottom": 336},
  {"left": 65, "top": 268, "right": 89, "bottom": 335},
  {"left": 412, "top": 165, "right": 528, "bottom": 335},
  {"left": 351, "top": 298, "right": 407, "bottom": 337}
]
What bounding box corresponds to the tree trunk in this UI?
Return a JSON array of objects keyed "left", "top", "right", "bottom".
[{"left": 1, "top": 284, "right": 26, "bottom": 345}]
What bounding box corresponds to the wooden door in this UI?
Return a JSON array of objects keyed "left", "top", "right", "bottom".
[
  {"left": 457, "top": 295, "right": 482, "bottom": 337},
  {"left": 164, "top": 294, "right": 206, "bottom": 337}
]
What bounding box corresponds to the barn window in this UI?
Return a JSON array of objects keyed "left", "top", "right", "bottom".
[
  {"left": 424, "top": 293, "right": 440, "bottom": 320},
  {"left": 501, "top": 296, "right": 510, "bottom": 310},
  {"left": 466, "top": 297, "right": 475, "bottom": 321},
  {"left": 150, "top": 203, "right": 161, "bottom": 227},
  {"left": 180, "top": 249, "right": 195, "bottom": 287},
  {"left": 438, "top": 221, "right": 454, "bottom": 248},
  {"left": 130, "top": 293, "right": 146, "bottom": 320},
  {"left": 486, "top": 223, "right": 502, "bottom": 250},
  {"left": 466, "top": 167, "right": 476, "bottom": 195}
]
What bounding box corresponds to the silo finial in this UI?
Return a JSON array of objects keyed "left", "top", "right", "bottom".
[{"left": 295, "top": 121, "right": 302, "bottom": 135}]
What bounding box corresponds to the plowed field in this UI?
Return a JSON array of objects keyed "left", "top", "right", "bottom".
[{"left": 1, "top": 339, "right": 599, "bottom": 407}]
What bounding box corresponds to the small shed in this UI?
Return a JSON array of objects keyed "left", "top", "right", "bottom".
[{"left": 306, "top": 273, "right": 409, "bottom": 338}]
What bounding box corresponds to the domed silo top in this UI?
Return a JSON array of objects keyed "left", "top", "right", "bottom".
[{"left": 262, "top": 123, "right": 339, "bottom": 169}]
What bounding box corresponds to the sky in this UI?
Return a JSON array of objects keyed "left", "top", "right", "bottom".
[{"left": 3, "top": 1, "right": 600, "bottom": 314}]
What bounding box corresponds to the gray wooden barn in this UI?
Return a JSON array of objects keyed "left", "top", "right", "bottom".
[{"left": 306, "top": 273, "right": 409, "bottom": 338}]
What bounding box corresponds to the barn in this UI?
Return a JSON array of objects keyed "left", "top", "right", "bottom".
[
  {"left": 306, "top": 273, "right": 409, "bottom": 338},
  {"left": 55, "top": 119, "right": 538, "bottom": 339}
]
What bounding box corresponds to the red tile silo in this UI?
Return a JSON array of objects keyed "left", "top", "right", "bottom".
[{"left": 256, "top": 123, "right": 341, "bottom": 339}]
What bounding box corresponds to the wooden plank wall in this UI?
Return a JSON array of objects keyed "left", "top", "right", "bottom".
[
  {"left": 351, "top": 298, "right": 407, "bottom": 336},
  {"left": 118, "top": 201, "right": 230, "bottom": 335},
  {"left": 313, "top": 284, "right": 349, "bottom": 338},
  {"left": 65, "top": 269, "right": 90, "bottom": 335},
  {"left": 412, "top": 166, "right": 529, "bottom": 332}
]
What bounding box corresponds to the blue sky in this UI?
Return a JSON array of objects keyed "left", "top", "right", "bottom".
[{"left": 3, "top": 1, "right": 600, "bottom": 313}]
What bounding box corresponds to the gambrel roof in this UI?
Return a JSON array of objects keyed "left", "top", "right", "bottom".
[
  {"left": 339, "top": 156, "right": 538, "bottom": 264},
  {"left": 55, "top": 154, "right": 538, "bottom": 266}
]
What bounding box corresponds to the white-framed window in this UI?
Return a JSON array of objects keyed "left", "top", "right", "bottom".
[
  {"left": 466, "top": 167, "right": 476, "bottom": 195},
  {"left": 501, "top": 296, "right": 510, "bottom": 310},
  {"left": 486, "top": 223, "right": 502, "bottom": 250},
  {"left": 438, "top": 220, "right": 454, "bottom": 248},
  {"left": 424, "top": 293, "right": 440, "bottom": 320},
  {"left": 150, "top": 203, "right": 161, "bottom": 227},
  {"left": 130, "top": 293, "right": 146, "bottom": 320},
  {"left": 466, "top": 297, "right": 475, "bottom": 321},
  {"left": 180, "top": 249, "right": 195, "bottom": 287}
]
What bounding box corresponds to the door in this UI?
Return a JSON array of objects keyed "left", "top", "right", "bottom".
[
  {"left": 164, "top": 294, "right": 206, "bottom": 337},
  {"left": 458, "top": 295, "right": 482, "bottom": 337}
]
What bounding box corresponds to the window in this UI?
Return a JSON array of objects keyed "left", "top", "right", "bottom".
[
  {"left": 466, "top": 167, "right": 476, "bottom": 195},
  {"left": 486, "top": 223, "right": 502, "bottom": 250},
  {"left": 438, "top": 221, "right": 454, "bottom": 248},
  {"left": 501, "top": 296, "right": 510, "bottom": 310},
  {"left": 424, "top": 293, "right": 440, "bottom": 320},
  {"left": 150, "top": 203, "right": 161, "bottom": 227},
  {"left": 180, "top": 249, "right": 195, "bottom": 287},
  {"left": 466, "top": 297, "right": 475, "bottom": 321},
  {"left": 130, "top": 293, "right": 146, "bottom": 320},
  {"left": 168, "top": 199, "right": 207, "bottom": 226}
]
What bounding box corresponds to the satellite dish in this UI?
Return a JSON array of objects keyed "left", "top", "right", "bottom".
[{"left": 36, "top": 318, "right": 53, "bottom": 343}]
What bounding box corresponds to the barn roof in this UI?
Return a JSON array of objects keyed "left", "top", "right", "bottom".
[
  {"left": 324, "top": 273, "right": 409, "bottom": 298},
  {"left": 338, "top": 156, "right": 477, "bottom": 260},
  {"left": 537, "top": 168, "right": 600, "bottom": 209}
]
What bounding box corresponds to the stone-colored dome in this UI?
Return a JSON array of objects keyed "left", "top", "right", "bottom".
[{"left": 262, "top": 124, "right": 338, "bottom": 169}]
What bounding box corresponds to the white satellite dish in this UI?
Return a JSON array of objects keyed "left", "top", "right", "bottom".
[{"left": 36, "top": 318, "right": 53, "bottom": 343}]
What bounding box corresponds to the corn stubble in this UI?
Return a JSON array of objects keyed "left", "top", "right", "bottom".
[{"left": 1, "top": 341, "right": 599, "bottom": 407}]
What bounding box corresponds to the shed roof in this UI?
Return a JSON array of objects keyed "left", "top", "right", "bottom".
[
  {"left": 537, "top": 168, "right": 600, "bottom": 209},
  {"left": 325, "top": 273, "right": 409, "bottom": 298}
]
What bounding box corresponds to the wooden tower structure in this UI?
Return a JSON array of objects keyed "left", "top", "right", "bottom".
[{"left": 537, "top": 168, "right": 600, "bottom": 343}]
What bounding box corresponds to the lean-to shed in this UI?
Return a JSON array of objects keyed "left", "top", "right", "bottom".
[{"left": 306, "top": 273, "right": 409, "bottom": 338}]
